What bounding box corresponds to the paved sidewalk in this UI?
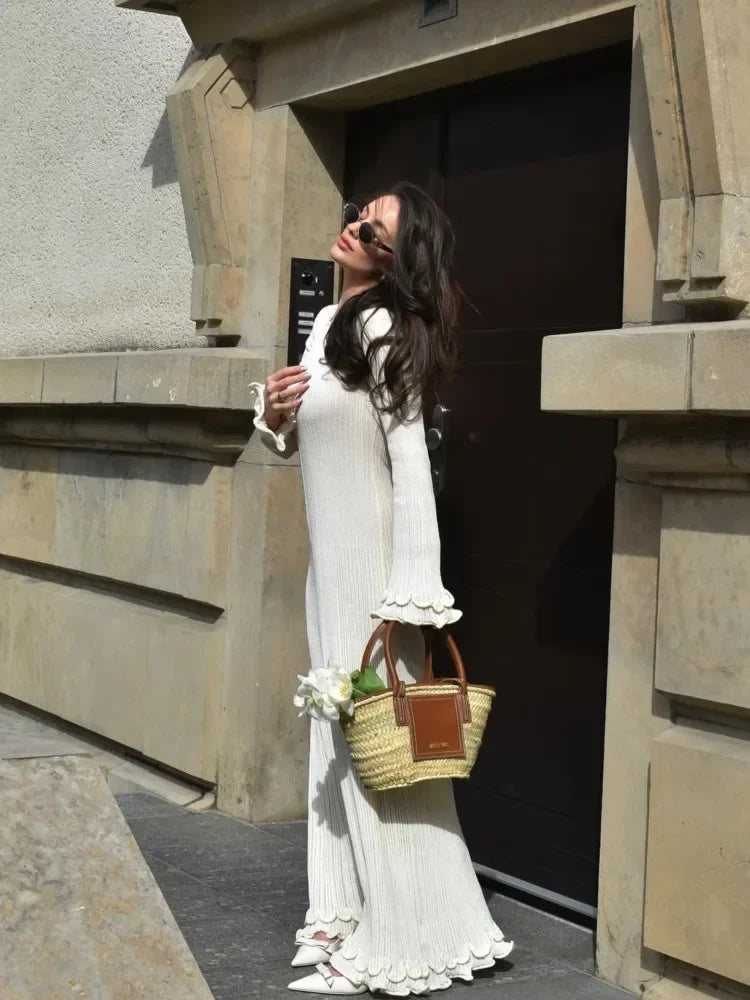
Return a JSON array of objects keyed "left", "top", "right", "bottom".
[{"left": 119, "top": 793, "right": 634, "bottom": 1000}]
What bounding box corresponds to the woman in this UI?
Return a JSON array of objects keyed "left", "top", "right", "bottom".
[{"left": 249, "top": 183, "right": 513, "bottom": 996}]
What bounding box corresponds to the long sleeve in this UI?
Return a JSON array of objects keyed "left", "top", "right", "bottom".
[
  {"left": 372, "top": 401, "right": 462, "bottom": 628},
  {"left": 248, "top": 382, "right": 298, "bottom": 457},
  {"left": 355, "top": 304, "right": 461, "bottom": 629}
]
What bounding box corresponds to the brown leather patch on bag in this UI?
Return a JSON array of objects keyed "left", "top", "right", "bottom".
[{"left": 406, "top": 693, "right": 467, "bottom": 761}]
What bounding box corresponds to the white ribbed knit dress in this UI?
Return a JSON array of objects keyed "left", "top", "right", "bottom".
[{"left": 249, "top": 305, "right": 513, "bottom": 996}]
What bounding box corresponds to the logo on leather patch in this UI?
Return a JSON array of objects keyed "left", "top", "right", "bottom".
[{"left": 407, "top": 693, "right": 467, "bottom": 761}]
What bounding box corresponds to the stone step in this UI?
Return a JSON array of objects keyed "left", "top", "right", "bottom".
[{"left": 0, "top": 751, "right": 215, "bottom": 999}]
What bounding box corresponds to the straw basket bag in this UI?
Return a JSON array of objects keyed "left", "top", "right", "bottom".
[{"left": 341, "top": 620, "right": 495, "bottom": 792}]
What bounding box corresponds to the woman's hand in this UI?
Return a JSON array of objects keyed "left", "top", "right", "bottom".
[{"left": 263, "top": 365, "right": 311, "bottom": 431}]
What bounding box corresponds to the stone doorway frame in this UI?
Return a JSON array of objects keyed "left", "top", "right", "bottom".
[{"left": 117, "top": 3, "right": 750, "bottom": 999}]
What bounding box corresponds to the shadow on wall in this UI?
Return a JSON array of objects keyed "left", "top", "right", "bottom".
[{"left": 141, "top": 46, "right": 201, "bottom": 188}]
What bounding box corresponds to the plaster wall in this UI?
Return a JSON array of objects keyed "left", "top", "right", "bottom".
[{"left": 0, "top": 1, "right": 198, "bottom": 355}]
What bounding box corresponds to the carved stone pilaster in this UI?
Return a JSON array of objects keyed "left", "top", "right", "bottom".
[
  {"left": 166, "top": 43, "right": 256, "bottom": 340},
  {"left": 639, "top": 0, "right": 750, "bottom": 315}
]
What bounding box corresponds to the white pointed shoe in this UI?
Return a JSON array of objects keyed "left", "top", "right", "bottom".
[
  {"left": 288, "top": 963, "right": 367, "bottom": 994},
  {"left": 291, "top": 937, "right": 341, "bottom": 968}
]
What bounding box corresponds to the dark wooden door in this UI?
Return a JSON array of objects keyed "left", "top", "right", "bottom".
[{"left": 345, "top": 44, "right": 631, "bottom": 908}]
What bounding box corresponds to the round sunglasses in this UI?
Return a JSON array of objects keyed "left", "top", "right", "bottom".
[{"left": 342, "top": 203, "right": 394, "bottom": 254}]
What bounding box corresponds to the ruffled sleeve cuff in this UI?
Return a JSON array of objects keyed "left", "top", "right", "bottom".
[
  {"left": 371, "top": 587, "right": 463, "bottom": 629},
  {"left": 248, "top": 382, "right": 296, "bottom": 455}
]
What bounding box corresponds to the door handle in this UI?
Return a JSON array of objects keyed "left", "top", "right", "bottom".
[
  {"left": 426, "top": 403, "right": 450, "bottom": 496},
  {"left": 426, "top": 427, "right": 443, "bottom": 450}
]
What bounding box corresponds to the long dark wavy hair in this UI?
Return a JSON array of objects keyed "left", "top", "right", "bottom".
[{"left": 324, "top": 182, "right": 459, "bottom": 420}]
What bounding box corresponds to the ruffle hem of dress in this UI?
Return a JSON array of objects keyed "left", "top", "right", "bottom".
[{"left": 297, "top": 917, "right": 513, "bottom": 996}]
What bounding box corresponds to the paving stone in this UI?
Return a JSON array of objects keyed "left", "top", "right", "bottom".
[
  {"left": 127, "top": 809, "right": 286, "bottom": 855},
  {"left": 259, "top": 819, "right": 307, "bottom": 849},
  {"left": 202, "top": 865, "right": 309, "bottom": 905},
  {"left": 438, "top": 963, "right": 515, "bottom": 994},
  {"left": 143, "top": 854, "right": 250, "bottom": 923},
  {"left": 451, "top": 970, "right": 632, "bottom": 999},
  {"left": 198, "top": 956, "right": 294, "bottom": 1000},
  {"left": 146, "top": 830, "right": 306, "bottom": 880},
  {"left": 179, "top": 911, "right": 291, "bottom": 966},
  {"left": 130, "top": 813, "right": 308, "bottom": 888},
  {"left": 255, "top": 899, "right": 308, "bottom": 941},
  {"left": 116, "top": 791, "right": 191, "bottom": 820},
  {"left": 487, "top": 893, "right": 596, "bottom": 976},
  {"left": 118, "top": 808, "right": 632, "bottom": 1000}
]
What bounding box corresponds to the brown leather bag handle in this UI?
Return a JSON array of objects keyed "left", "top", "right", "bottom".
[
  {"left": 415, "top": 628, "right": 472, "bottom": 724},
  {"left": 358, "top": 621, "right": 471, "bottom": 727},
  {"left": 359, "top": 621, "right": 392, "bottom": 678},
  {"left": 358, "top": 621, "right": 467, "bottom": 692}
]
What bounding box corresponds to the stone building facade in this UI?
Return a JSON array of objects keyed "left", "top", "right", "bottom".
[
  {"left": 2, "top": 1, "right": 750, "bottom": 998},
  {"left": 0, "top": 0, "right": 198, "bottom": 355}
]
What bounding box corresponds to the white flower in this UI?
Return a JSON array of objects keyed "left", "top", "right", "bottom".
[
  {"left": 293, "top": 661, "right": 355, "bottom": 721},
  {"left": 325, "top": 670, "right": 354, "bottom": 705}
]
